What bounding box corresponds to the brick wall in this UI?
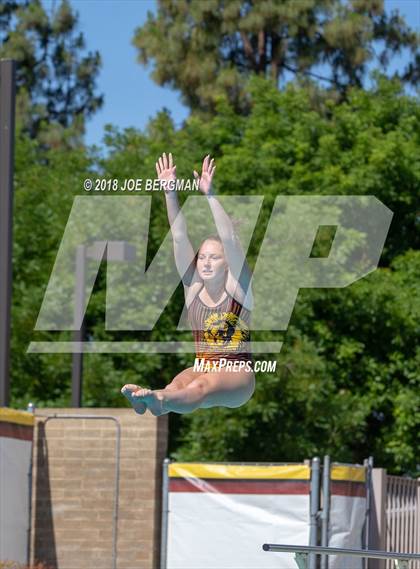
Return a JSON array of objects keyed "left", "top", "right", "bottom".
[{"left": 30, "top": 408, "right": 168, "bottom": 569}]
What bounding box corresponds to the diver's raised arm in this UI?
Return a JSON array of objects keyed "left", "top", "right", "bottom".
[
  {"left": 157, "top": 152, "right": 186, "bottom": 242},
  {"left": 194, "top": 155, "right": 252, "bottom": 291},
  {"left": 194, "top": 155, "right": 231, "bottom": 241},
  {"left": 156, "top": 153, "right": 196, "bottom": 284}
]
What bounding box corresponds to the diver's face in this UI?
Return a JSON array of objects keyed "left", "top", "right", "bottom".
[{"left": 197, "top": 240, "right": 227, "bottom": 281}]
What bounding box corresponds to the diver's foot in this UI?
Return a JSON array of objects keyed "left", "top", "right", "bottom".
[
  {"left": 138, "top": 390, "right": 168, "bottom": 417},
  {"left": 121, "top": 384, "right": 147, "bottom": 415}
]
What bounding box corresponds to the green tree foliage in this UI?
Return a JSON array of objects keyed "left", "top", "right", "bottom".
[
  {"left": 11, "top": 76, "right": 419, "bottom": 475},
  {"left": 0, "top": 0, "right": 103, "bottom": 145},
  {"left": 133, "top": 0, "right": 419, "bottom": 112},
  {"left": 173, "top": 250, "right": 419, "bottom": 475},
  {"left": 11, "top": 131, "right": 93, "bottom": 408},
  {"left": 10, "top": 118, "right": 182, "bottom": 412},
  {"left": 164, "top": 77, "right": 419, "bottom": 474}
]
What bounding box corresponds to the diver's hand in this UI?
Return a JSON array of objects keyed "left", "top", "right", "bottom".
[
  {"left": 155, "top": 152, "right": 176, "bottom": 192},
  {"left": 194, "top": 155, "right": 216, "bottom": 195}
]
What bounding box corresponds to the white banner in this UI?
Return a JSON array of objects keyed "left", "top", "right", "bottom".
[
  {"left": 166, "top": 463, "right": 311, "bottom": 569},
  {"left": 0, "top": 409, "right": 34, "bottom": 565},
  {"left": 328, "top": 465, "right": 367, "bottom": 569}
]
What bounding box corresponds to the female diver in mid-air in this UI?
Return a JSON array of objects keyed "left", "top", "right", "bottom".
[{"left": 121, "top": 153, "right": 255, "bottom": 415}]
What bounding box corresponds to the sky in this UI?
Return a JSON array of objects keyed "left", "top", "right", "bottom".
[{"left": 43, "top": 0, "right": 420, "bottom": 148}]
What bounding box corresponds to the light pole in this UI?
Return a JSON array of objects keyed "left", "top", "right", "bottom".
[
  {"left": 71, "top": 241, "right": 136, "bottom": 407},
  {"left": 71, "top": 244, "right": 87, "bottom": 407},
  {"left": 0, "top": 59, "right": 16, "bottom": 407}
]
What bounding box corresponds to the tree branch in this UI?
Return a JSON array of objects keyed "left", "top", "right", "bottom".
[
  {"left": 282, "top": 61, "right": 344, "bottom": 88},
  {"left": 240, "top": 30, "right": 257, "bottom": 71},
  {"left": 257, "top": 29, "right": 266, "bottom": 73}
]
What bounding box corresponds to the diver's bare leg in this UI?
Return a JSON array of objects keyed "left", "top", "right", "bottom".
[
  {"left": 135, "top": 370, "right": 255, "bottom": 416},
  {"left": 163, "top": 367, "right": 199, "bottom": 391}
]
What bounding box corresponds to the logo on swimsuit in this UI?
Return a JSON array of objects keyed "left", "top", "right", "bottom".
[{"left": 203, "top": 312, "right": 250, "bottom": 350}]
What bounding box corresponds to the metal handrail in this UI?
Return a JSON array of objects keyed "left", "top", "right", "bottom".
[
  {"left": 263, "top": 544, "right": 420, "bottom": 560},
  {"left": 262, "top": 544, "right": 420, "bottom": 569},
  {"left": 42, "top": 414, "right": 121, "bottom": 569}
]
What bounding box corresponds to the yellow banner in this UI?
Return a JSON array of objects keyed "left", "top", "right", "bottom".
[
  {"left": 0, "top": 407, "right": 35, "bottom": 427},
  {"left": 331, "top": 464, "right": 366, "bottom": 482},
  {"left": 169, "top": 463, "right": 310, "bottom": 480}
]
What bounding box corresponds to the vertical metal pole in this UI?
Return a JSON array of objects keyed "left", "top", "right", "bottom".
[
  {"left": 160, "top": 458, "right": 170, "bottom": 569},
  {"left": 26, "top": 402, "right": 35, "bottom": 566},
  {"left": 416, "top": 477, "right": 420, "bottom": 559},
  {"left": 309, "top": 457, "right": 320, "bottom": 569},
  {"left": 370, "top": 468, "right": 387, "bottom": 569},
  {"left": 321, "top": 455, "right": 330, "bottom": 569},
  {"left": 71, "top": 245, "right": 86, "bottom": 407},
  {"left": 0, "top": 59, "right": 16, "bottom": 407},
  {"left": 111, "top": 417, "right": 121, "bottom": 569},
  {"left": 364, "top": 457, "right": 374, "bottom": 556}
]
